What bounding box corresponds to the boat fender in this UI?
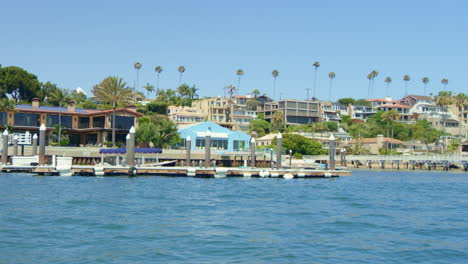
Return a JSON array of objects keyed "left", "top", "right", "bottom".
[{"left": 128, "top": 166, "right": 137, "bottom": 177}]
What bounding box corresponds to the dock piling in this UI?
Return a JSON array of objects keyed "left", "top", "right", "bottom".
[
  {"left": 32, "top": 133, "right": 38, "bottom": 156},
  {"left": 205, "top": 130, "right": 211, "bottom": 167},
  {"left": 2, "top": 130, "right": 8, "bottom": 165},
  {"left": 186, "top": 136, "right": 191, "bottom": 167},
  {"left": 39, "top": 124, "right": 46, "bottom": 165},
  {"left": 250, "top": 137, "right": 256, "bottom": 167},
  {"left": 329, "top": 134, "right": 335, "bottom": 170}
]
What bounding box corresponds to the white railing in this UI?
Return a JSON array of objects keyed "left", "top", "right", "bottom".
[{"left": 304, "top": 154, "right": 467, "bottom": 162}]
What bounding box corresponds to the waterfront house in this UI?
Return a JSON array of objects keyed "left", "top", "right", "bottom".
[
  {"left": 177, "top": 121, "right": 251, "bottom": 152},
  {"left": 1, "top": 99, "right": 142, "bottom": 146},
  {"left": 346, "top": 134, "right": 405, "bottom": 155}
]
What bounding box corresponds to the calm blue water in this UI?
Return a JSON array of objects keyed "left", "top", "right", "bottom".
[{"left": 1, "top": 171, "right": 467, "bottom": 264}]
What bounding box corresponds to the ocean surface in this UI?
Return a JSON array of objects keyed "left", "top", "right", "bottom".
[{"left": 0, "top": 171, "right": 467, "bottom": 264}]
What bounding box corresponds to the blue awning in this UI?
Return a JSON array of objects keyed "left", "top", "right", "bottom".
[{"left": 99, "top": 148, "right": 162, "bottom": 154}]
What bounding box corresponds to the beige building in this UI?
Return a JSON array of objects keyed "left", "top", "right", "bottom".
[
  {"left": 191, "top": 97, "right": 233, "bottom": 129},
  {"left": 259, "top": 99, "right": 320, "bottom": 125},
  {"left": 167, "top": 106, "right": 205, "bottom": 125}
]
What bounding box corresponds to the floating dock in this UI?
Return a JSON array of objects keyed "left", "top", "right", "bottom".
[{"left": 0, "top": 165, "right": 351, "bottom": 178}]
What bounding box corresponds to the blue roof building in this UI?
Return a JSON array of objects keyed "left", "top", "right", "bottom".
[{"left": 178, "top": 121, "right": 251, "bottom": 152}]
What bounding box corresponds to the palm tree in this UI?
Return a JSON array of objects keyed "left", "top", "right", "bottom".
[
  {"left": 370, "top": 70, "right": 379, "bottom": 98},
  {"left": 328, "top": 72, "right": 336, "bottom": 101},
  {"left": 441, "top": 78, "right": 448, "bottom": 91},
  {"left": 252, "top": 89, "right": 260, "bottom": 98},
  {"left": 272, "top": 70, "right": 279, "bottom": 100},
  {"left": 403, "top": 75, "right": 411, "bottom": 95},
  {"left": 154, "top": 66, "right": 163, "bottom": 92},
  {"left": 435, "top": 91, "right": 452, "bottom": 153},
  {"left": 453, "top": 93, "right": 468, "bottom": 135},
  {"left": 422, "top": 77, "right": 430, "bottom": 96},
  {"left": 225, "top": 85, "right": 237, "bottom": 100},
  {"left": 236, "top": 69, "right": 244, "bottom": 94},
  {"left": 50, "top": 88, "right": 71, "bottom": 145},
  {"left": 178, "top": 66, "right": 186, "bottom": 86},
  {"left": 384, "top": 77, "right": 392, "bottom": 97},
  {"left": 0, "top": 98, "right": 16, "bottom": 112},
  {"left": 367, "top": 73, "right": 373, "bottom": 99},
  {"left": 143, "top": 83, "right": 155, "bottom": 98},
  {"left": 93, "top": 76, "right": 133, "bottom": 147},
  {"left": 134, "top": 62, "right": 142, "bottom": 103},
  {"left": 312, "top": 61, "right": 320, "bottom": 100}
]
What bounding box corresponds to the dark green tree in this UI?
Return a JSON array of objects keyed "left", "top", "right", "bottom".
[{"left": 0, "top": 66, "right": 41, "bottom": 101}]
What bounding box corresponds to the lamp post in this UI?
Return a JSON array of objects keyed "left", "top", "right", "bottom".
[
  {"left": 2, "top": 130, "right": 9, "bottom": 165},
  {"left": 289, "top": 149, "right": 292, "bottom": 167}
]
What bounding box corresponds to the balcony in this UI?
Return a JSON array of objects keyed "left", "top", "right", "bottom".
[
  {"left": 78, "top": 123, "right": 90, "bottom": 129},
  {"left": 93, "top": 122, "right": 105, "bottom": 128}
]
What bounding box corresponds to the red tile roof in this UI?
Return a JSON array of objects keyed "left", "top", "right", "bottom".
[
  {"left": 377, "top": 104, "right": 410, "bottom": 109},
  {"left": 368, "top": 98, "right": 400, "bottom": 103}
]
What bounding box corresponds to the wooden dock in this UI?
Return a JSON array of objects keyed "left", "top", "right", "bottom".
[{"left": 0, "top": 165, "right": 351, "bottom": 178}]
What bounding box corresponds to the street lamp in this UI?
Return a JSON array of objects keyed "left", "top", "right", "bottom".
[{"left": 289, "top": 149, "right": 292, "bottom": 166}]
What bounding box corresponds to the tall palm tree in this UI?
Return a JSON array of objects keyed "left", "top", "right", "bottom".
[
  {"left": 272, "top": 70, "right": 279, "bottom": 100},
  {"left": 435, "top": 91, "right": 452, "bottom": 153},
  {"left": 93, "top": 76, "right": 133, "bottom": 146},
  {"left": 178, "top": 66, "right": 186, "bottom": 86},
  {"left": 225, "top": 85, "right": 237, "bottom": 100},
  {"left": 370, "top": 70, "right": 379, "bottom": 98},
  {"left": 441, "top": 78, "right": 448, "bottom": 91},
  {"left": 328, "top": 72, "right": 336, "bottom": 101},
  {"left": 236, "top": 69, "right": 244, "bottom": 94},
  {"left": 252, "top": 89, "right": 260, "bottom": 98},
  {"left": 453, "top": 93, "right": 468, "bottom": 135},
  {"left": 50, "top": 88, "right": 71, "bottom": 145},
  {"left": 422, "top": 77, "right": 430, "bottom": 96},
  {"left": 143, "top": 83, "right": 155, "bottom": 98},
  {"left": 367, "top": 73, "right": 373, "bottom": 99},
  {"left": 154, "top": 66, "right": 163, "bottom": 92},
  {"left": 312, "top": 61, "right": 320, "bottom": 100},
  {"left": 384, "top": 76, "right": 392, "bottom": 97},
  {"left": 134, "top": 62, "right": 142, "bottom": 103},
  {"left": 403, "top": 75, "right": 411, "bottom": 95}
]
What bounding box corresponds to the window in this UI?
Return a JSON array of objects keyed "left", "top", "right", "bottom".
[
  {"left": 233, "top": 140, "right": 246, "bottom": 151},
  {"left": 0, "top": 112, "right": 6, "bottom": 126},
  {"left": 47, "top": 115, "right": 72, "bottom": 128},
  {"left": 112, "top": 116, "right": 134, "bottom": 129},
  {"left": 14, "top": 113, "right": 40, "bottom": 127}
]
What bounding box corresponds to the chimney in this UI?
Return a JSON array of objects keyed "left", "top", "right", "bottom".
[
  {"left": 376, "top": 134, "right": 384, "bottom": 148},
  {"left": 67, "top": 101, "right": 75, "bottom": 112},
  {"left": 125, "top": 105, "right": 137, "bottom": 113},
  {"left": 32, "top": 98, "right": 40, "bottom": 109}
]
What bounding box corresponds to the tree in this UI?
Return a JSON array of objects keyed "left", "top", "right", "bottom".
[
  {"left": 453, "top": 93, "right": 468, "bottom": 135},
  {"left": 93, "top": 76, "right": 133, "bottom": 146},
  {"left": 134, "top": 62, "right": 142, "bottom": 102},
  {"left": 38, "top": 81, "right": 59, "bottom": 103},
  {"left": 270, "top": 111, "right": 285, "bottom": 132},
  {"left": 236, "top": 69, "right": 244, "bottom": 93},
  {"left": 435, "top": 91, "right": 452, "bottom": 153},
  {"left": 143, "top": 83, "right": 155, "bottom": 98},
  {"left": 328, "top": 72, "right": 336, "bottom": 101},
  {"left": 403, "top": 75, "right": 411, "bottom": 95},
  {"left": 136, "top": 116, "right": 180, "bottom": 148},
  {"left": 252, "top": 89, "right": 260, "bottom": 98},
  {"left": 312, "top": 61, "right": 320, "bottom": 100},
  {"left": 146, "top": 101, "right": 168, "bottom": 115},
  {"left": 249, "top": 119, "right": 270, "bottom": 137},
  {"left": 0, "top": 98, "right": 16, "bottom": 112},
  {"left": 441, "top": 78, "right": 448, "bottom": 91},
  {"left": 225, "top": 85, "right": 237, "bottom": 100},
  {"left": 422, "top": 77, "right": 429, "bottom": 96},
  {"left": 69, "top": 90, "right": 87, "bottom": 104},
  {"left": 272, "top": 70, "right": 279, "bottom": 100},
  {"left": 178, "top": 66, "right": 186, "bottom": 86},
  {"left": 355, "top": 99, "right": 371, "bottom": 106},
  {"left": 338, "top": 97, "right": 356, "bottom": 106},
  {"left": 369, "top": 70, "right": 379, "bottom": 98},
  {"left": 384, "top": 76, "right": 392, "bottom": 97},
  {"left": 273, "top": 134, "right": 324, "bottom": 155},
  {"left": 0, "top": 66, "right": 41, "bottom": 101},
  {"left": 155, "top": 66, "right": 163, "bottom": 92}
]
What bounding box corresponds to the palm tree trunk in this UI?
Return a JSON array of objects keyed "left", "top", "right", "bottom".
[
  {"left": 237, "top": 76, "right": 241, "bottom": 94},
  {"left": 157, "top": 73, "right": 160, "bottom": 91},
  {"left": 112, "top": 102, "right": 116, "bottom": 147},
  {"left": 313, "top": 69, "right": 317, "bottom": 99},
  {"left": 273, "top": 77, "right": 277, "bottom": 101},
  {"left": 179, "top": 73, "right": 182, "bottom": 86},
  {"left": 136, "top": 69, "right": 139, "bottom": 103},
  {"left": 405, "top": 82, "right": 408, "bottom": 96},
  {"left": 329, "top": 78, "right": 332, "bottom": 101},
  {"left": 58, "top": 102, "right": 62, "bottom": 145},
  {"left": 367, "top": 80, "right": 372, "bottom": 99},
  {"left": 386, "top": 83, "right": 389, "bottom": 97}
]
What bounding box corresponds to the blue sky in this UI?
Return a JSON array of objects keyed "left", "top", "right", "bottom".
[{"left": 1, "top": 0, "right": 467, "bottom": 101}]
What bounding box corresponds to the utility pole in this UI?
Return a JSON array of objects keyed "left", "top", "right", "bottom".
[{"left": 305, "top": 88, "right": 311, "bottom": 100}]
